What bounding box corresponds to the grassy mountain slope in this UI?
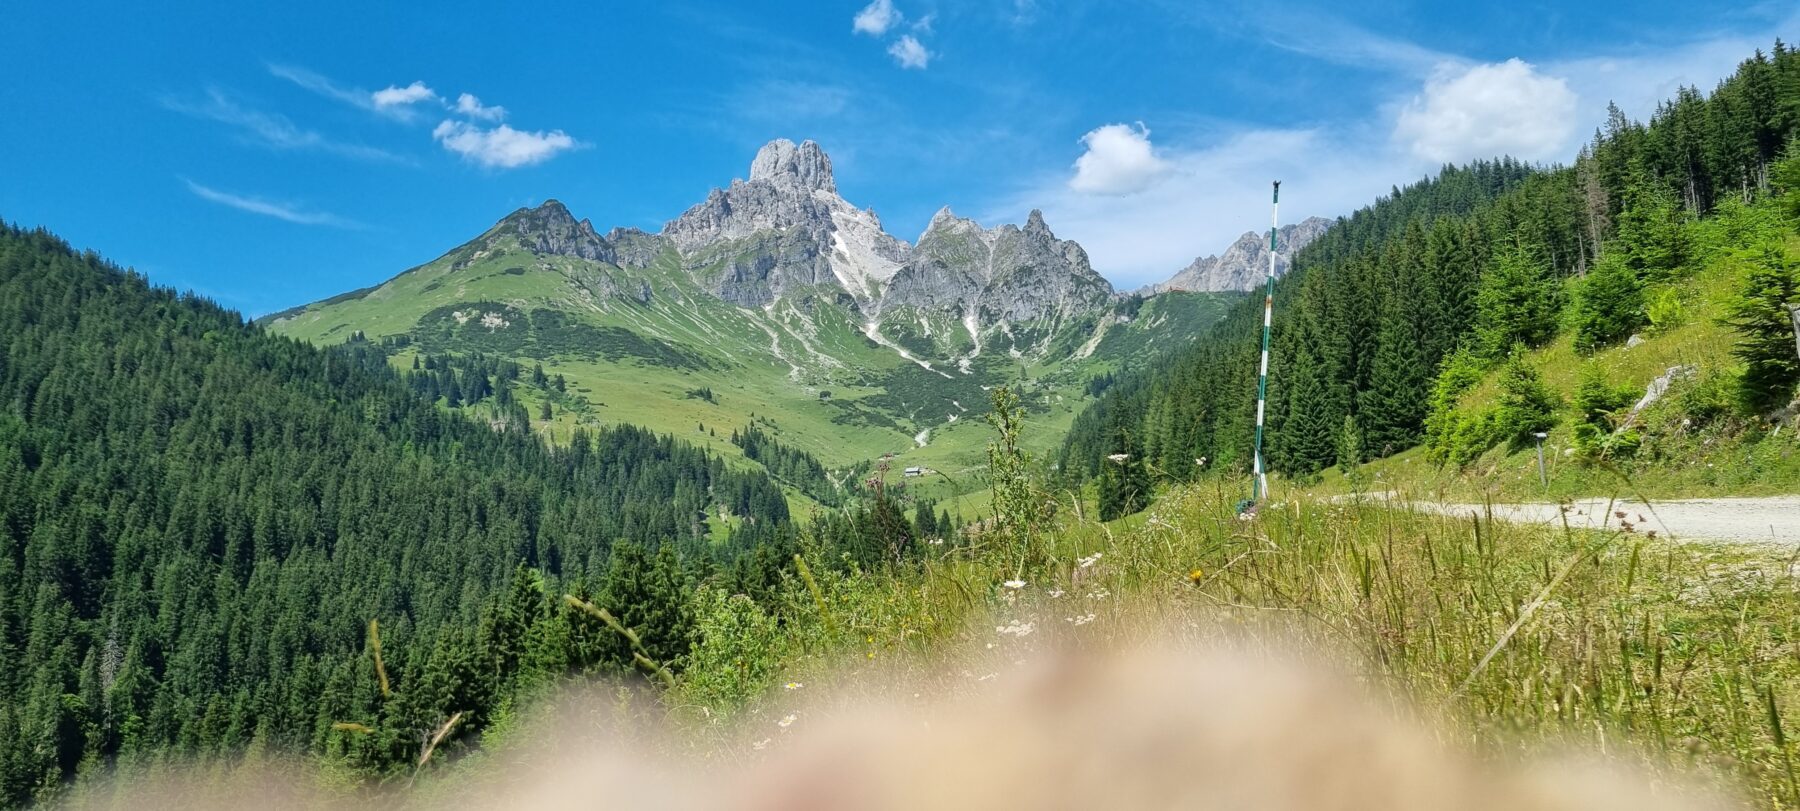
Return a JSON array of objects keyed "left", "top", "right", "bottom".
[{"left": 267, "top": 211, "right": 1236, "bottom": 507}]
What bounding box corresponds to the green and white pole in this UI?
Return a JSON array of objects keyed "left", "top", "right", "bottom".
[{"left": 1251, "top": 181, "right": 1279, "bottom": 504}]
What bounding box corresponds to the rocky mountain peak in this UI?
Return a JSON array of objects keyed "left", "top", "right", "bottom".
[
  {"left": 1024, "top": 209, "right": 1051, "bottom": 236},
  {"left": 1150, "top": 215, "right": 1334, "bottom": 294},
  {"left": 490, "top": 199, "right": 613, "bottom": 263},
  {"left": 747, "top": 139, "right": 835, "bottom": 194}
]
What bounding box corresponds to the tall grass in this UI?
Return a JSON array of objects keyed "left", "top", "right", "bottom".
[{"left": 685, "top": 479, "right": 1800, "bottom": 806}]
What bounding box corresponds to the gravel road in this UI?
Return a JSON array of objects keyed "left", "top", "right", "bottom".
[{"left": 1387, "top": 495, "right": 1800, "bottom": 544}]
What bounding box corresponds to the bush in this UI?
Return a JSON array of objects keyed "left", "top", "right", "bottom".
[
  {"left": 1643, "top": 287, "right": 1686, "bottom": 335},
  {"left": 1677, "top": 370, "right": 1737, "bottom": 428},
  {"left": 1571, "top": 363, "right": 1640, "bottom": 460},
  {"left": 1424, "top": 348, "right": 1492, "bottom": 466}
]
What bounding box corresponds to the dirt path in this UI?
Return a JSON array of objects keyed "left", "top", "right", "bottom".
[{"left": 1364, "top": 494, "right": 1800, "bottom": 544}]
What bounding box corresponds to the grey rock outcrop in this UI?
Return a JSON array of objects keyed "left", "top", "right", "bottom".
[
  {"left": 881, "top": 206, "right": 1112, "bottom": 325},
  {"left": 602, "top": 227, "right": 671, "bottom": 269},
  {"left": 1152, "top": 216, "right": 1333, "bottom": 293},
  {"left": 492, "top": 200, "right": 616, "bottom": 264}
]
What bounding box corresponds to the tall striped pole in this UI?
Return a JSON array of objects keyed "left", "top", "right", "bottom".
[{"left": 1251, "top": 181, "right": 1279, "bottom": 504}]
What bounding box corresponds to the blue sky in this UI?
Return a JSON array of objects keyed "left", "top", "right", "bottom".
[{"left": 3, "top": 1, "right": 1794, "bottom": 315}]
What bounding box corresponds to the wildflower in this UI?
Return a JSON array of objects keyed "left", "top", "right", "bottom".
[
  {"left": 778, "top": 714, "right": 798, "bottom": 728},
  {"left": 753, "top": 738, "right": 772, "bottom": 750},
  {"left": 1077, "top": 552, "right": 1102, "bottom": 569},
  {"left": 996, "top": 620, "right": 1036, "bottom": 637},
  {"left": 1047, "top": 588, "right": 1065, "bottom": 598},
  {"left": 1087, "top": 588, "right": 1111, "bottom": 600},
  {"left": 1066, "top": 613, "right": 1096, "bottom": 626},
  {"left": 1003, "top": 579, "right": 1026, "bottom": 590},
  {"left": 784, "top": 682, "right": 804, "bottom": 691},
  {"left": 1186, "top": 568, "right": 1204, "bottom": 584}
]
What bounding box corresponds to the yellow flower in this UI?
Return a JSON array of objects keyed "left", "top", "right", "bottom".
[{"left": 1186, "top": 568, "right": 1205, "bottom": 584}]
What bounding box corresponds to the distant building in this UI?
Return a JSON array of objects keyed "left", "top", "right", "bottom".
[{"left": 903, "top": 466, "right": 923, "bottom": 477}]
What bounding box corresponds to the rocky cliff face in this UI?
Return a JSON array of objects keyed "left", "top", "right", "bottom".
[
  {"left": 474, "top": 139, "right": 1117, "bottom": 337},
  {"left": 475, "top": 200, "right": 617, "bottom": 266},
  {"left": 883, "top": 207, "right": 1111, "bottom": 325},
  {"left": 652, "top": 139, "right": 1113, "bottom": 328},
  {"left": 662, "top": 139, "right": 909, "bottom": 307},
  {"left": 1151, "top": 216, "right": 1333, "bottom": 293}
]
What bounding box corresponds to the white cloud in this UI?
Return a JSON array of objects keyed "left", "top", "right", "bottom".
[
  {"left": 267, "top": 63, "right": 376, "bottom": 110},
  {"left": 454, "top": 93, "right": 507, "bottom": 121},
  {"left": 887, "top": 35, "right": 932, "bottom": 69},
  {"left": 853, "top": 0, "right": 901, "bottom": 36},
  {"left": 183, "top": 179, "right": 361, "bottom": 228},
  {"left": 432, "top": 120, "right": 577, "bottom": 168},
  {"left": 372, "top": 81, "right": 439, "bottom": 109},
  {"left": 995, "top": 127, "right": 1416, "bottom": 287},
  {"left": 1393, "top": 59, "right": 1578, "bottom": 164},
  {"left": 1068, "top": 123, "right": 1170, "bottom": 195},
  {"left": 163, "top": 89, "right": 403, "bottom": 163}
]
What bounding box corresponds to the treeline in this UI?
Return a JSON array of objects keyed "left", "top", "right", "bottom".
[
  {"left": 1062, "top": 43, "right": 1800, "bottom": 503},
  {"left": 0, "top": 225, "right": 796, "bottom": 806},
  {"left": 730, "top": 424, "right": 855, "bottom": 506}
]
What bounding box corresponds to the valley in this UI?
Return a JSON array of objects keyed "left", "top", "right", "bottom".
[{"left": 263, "top": 141, "right": 1261, "bottom": 508}]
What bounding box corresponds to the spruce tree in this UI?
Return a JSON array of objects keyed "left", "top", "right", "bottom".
[
  {"left": 1362, "top": 291, "right": 1429, "bottom": 457},
  {"left": 1475, "top": 244, "right": 1560, "bottom": 357},
  {"left": 1571, "top": 253, "right": 1646, "bottom": 353},
  {"left": 1724, "top": 244, "right": 1800, "bottom": 413}
]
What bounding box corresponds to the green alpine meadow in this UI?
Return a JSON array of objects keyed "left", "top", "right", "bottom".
[{"left": 4, "top": 3, "right": 1800, "bottom": 808}]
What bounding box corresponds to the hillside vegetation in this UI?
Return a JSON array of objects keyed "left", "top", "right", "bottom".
[
  {"left": 1062, "top": 44, "right": 1800, "bottom": 510},
  {"left": 0, "top": 225, "right": 800, "bottom": 805}
]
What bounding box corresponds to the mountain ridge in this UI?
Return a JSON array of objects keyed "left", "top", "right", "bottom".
[
  {"left": 1144, "top": 216, "right": 1335, "bottom": 294},
  {"left": 263, "top": 138, "right": 1246, "bottom": 493}
]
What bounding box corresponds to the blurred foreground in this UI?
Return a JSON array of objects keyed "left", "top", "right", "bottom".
[{"left": 68, "top": 634, "right": 1731, "bottom": 810}]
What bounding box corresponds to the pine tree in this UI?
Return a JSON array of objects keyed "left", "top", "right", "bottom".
[
  {"left": 1494, "top": 349, "right": 1560, "bottom": 449},
  {"left": 1724, "top": 244, "right": 1800, "bottom": 413},
  {"left": 1361, "top": 287, "right": 1429, "bottom": 457},
  {"left": 1475, "top": 244, "right": 1561, "bottom": 357},
  {"left": 1571, "top": 253, "right": 1646, "bottom": 353}
]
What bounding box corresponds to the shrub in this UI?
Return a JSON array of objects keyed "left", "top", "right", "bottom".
[
  {"left": 1643, "top": 287, "right": 1686, "bottom": 335},
  {"left": 1676, "top": 370, "right": 1737, "bottom": 428},
  {"left": 1424, "top": 348, "right": 1491, "bottom": 466},
  {"left": 1571, "top": 363, "right": 1640, "bottom": 460}
]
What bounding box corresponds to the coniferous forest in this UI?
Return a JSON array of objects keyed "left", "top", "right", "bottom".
[
  {"left": 0, "top": 225, "right": 808, "bottom": 804},
  {"left": 1063, "top": 44, "right": 1800, "bottom": 498}
]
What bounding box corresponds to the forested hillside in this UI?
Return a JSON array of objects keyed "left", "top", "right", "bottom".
[
  {"left": 1062, "top": 43, "right": 1800, "bottom": 510},
  {"left": 0, "top": 225, "right": 800, "bottom": 805}
]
